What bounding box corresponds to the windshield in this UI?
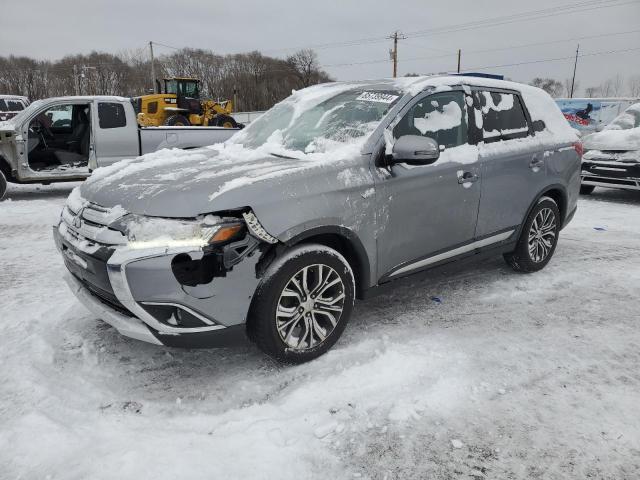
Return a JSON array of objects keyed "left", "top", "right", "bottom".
[
  {"left": 233, "top": 86, "right": 401, "bottom": 153},
  {"left": 606, "top": 103, "right": 640, "bottom": 130}
]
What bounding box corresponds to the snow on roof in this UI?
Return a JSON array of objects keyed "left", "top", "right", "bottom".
[{"left": 38, "top": 95, "right": 131, "bottom": 102}]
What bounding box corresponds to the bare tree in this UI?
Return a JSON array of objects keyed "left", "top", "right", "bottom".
[
  {"left": 627, "top": 75, "right": 640, "bottom": 97},
  {"left": 584, "top": 86, "right": 601, "bottom": 98},
  {"left": 286, "top": 49, "right": 327, "bottom": 88},
  {"left": 530, "top": 77, "right": 563, "bottom": 97},
  {"left": 599, "top": 75, "right": 624, "bottom": 97},
  {"left": 0, "top": 48, "right": 332, "bottom": 111},
  {"left": 563, "top": 78, "right": 580, "bottom": 97}
]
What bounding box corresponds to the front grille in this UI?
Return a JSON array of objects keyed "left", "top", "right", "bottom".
[
  {"left": 59, "top": 197, "right": 130, "bottom": 312},
  {"left": 582, "top": 160, "right": 640, "bottom": 180},
  {"left": 73, "top": 272, "right": 133, "bottom": 316},
  {"left": 62, "top": 201, "right": 127, "bottom": 247}
]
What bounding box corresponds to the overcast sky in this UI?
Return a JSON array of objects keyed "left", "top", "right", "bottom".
[{"left": 2, "top": 0, "right": 639, "bottom": 95}]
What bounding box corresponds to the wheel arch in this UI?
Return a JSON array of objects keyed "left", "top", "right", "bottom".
[
  {"left": 284, "top": 226, "right": 371, "bottom": 299},
  {"left": 520, "top": 184, "right": 568, "bottom": 237},
  {"left": 0, "top": 155, "right": 14, "bottom": 181}
]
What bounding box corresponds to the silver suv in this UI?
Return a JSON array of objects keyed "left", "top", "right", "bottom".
[{"left": 55, "top": 75, "right": 581, "bottom": 363}]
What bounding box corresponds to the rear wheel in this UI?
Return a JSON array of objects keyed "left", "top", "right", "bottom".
[
  {"left": 164, "top": 114, "right": 190, "bottom": 126},
  {"left": 248, "top": 244, "right": 355, "bottom": 363},
  {"left": 504, "top": 196, "right": 560, "bottom": 273},
  {"left": 0, "top": 171, "right": 7, "bottom": 200},
  {"left": 580, "top": 184, "right": 596, "bottom": 195}
]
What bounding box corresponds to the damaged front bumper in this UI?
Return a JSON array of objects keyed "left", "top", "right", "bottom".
[{"left": 54, "top": 202, "right": 272, "bottom": 347}]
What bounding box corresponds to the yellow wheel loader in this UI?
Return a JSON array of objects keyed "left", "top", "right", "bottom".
[{"left": 133, "top": 78, "right": 239, "bottom": 128}]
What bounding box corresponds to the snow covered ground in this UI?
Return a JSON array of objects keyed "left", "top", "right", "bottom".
[{"left": 1, "top": 183, "right": 639, "bottom": 479}]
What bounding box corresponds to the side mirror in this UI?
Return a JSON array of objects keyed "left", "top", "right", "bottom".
[{"left": 391, "top": 135, "right": 440, "bottom": 166}]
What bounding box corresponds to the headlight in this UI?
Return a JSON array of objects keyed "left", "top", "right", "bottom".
[{"left": 113, "top": 214, "right": 243, "bottom": 249}]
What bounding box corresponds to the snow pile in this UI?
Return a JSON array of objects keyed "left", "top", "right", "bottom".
[
  {"left": 584, "top": 102, "right": 640, "bottom": 151},
  {"left": 2, "top": 184, "right": 640, "bottom": 478}
]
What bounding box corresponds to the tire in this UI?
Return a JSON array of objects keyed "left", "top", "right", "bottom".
[
  {"left": 580, "top": 184, "right": 596, "bottom": 195},
  {"left": 504, "top": 196, "right": 560, "bottom": 273},
  {"left": 248, "top": 244, "right": 355, "bottom": 363},
  {"left": 0, "top": 170, "right": 6, "bottom": 200},
  {"left": 210, "top": 114, "right": 238, "bottom": 128},
  {"left": 164, "top": 114, "right": 190, "bottom": 126}
]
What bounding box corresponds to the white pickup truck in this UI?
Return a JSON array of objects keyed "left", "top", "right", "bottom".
[{"left": 0, "top": 95, "right": 239, "bottom": 199}]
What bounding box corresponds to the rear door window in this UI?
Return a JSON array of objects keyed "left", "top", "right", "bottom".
[
  {"left": 98, "top": 102, "right": 127, "bottom": 129},
  {"left": 0, "top": 100, "right": 7, "bottom": 112},
  {"left": 474, "top": 91, "right": 529, "bottom": 143}
]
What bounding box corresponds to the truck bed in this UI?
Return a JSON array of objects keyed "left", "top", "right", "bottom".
[{"left": 139, "top": 126, "right": 240, "bottom": 154}]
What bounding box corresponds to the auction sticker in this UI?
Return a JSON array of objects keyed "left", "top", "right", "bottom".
[{"left": 356, "top": 92, "right": 399, "bottom": 104}]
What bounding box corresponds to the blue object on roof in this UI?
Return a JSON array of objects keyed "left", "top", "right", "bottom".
[{"left": 452, "top": 72, "right": 504, "bottom": 80}]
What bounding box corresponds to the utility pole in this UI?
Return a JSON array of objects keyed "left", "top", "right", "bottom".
[
  {"left": 73, "top": 64, "right": 80, "bottom": 95},
  {"left": 149, "top": 41, "right": 157, "bottom": 93},
  {"left": 457, "top": 49, "right": 461, "bottom": 73},
  {"left": 388, "top": 31, "right": 405, "bottom": 78},
  {"left": 570, "top": 44, "right": 579, "bottom": 99}
]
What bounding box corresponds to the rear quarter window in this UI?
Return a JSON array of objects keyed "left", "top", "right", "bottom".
[
  {"left": 0, "top": 100, "right": 7, "bottom": 112},
  {"left": 98, "top": 102, "right": 127, "bottom": 129},
  {"left": 475, "top": 91, "right": 530, "bottom": 143}
]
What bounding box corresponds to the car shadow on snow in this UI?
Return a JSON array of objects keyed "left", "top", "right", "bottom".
[
  {"left": 60, "top": 255, "right": 507, "bottom": 411},
  {"left": 584, "top": 188, "right": 640, "bottom": 206},
  {"left": 4, "top": 182, "right": 81, "bottom": 201}
]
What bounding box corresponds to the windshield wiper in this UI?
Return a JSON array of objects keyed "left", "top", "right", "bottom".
[{"left": 269, "top": 152, "right": 298, "bottom": 160}]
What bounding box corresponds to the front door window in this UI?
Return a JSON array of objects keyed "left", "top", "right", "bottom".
[
  {"left": 27, "top": 103, "right": 91, "bottom": 172},
  {"left": 393, "top": 91, "right": 468, "bottom": 151}
]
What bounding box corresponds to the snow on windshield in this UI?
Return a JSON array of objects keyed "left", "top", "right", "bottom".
[{"left": 232, "top": 83, "right": 401, "bottom": 155}]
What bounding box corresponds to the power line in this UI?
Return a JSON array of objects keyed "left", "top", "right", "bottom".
[
  {"left": 259, "top": 0, "right": 637, "bottom": 54},
  {"left": 402, "top": 0, "right": 635, "bottom": 39},
  {"left": 150, "top": 41, "right": 182, "bottom": 51},
  {"left": 321, "top": 27, "right": 640, "bottom": 68},
  {"left": 459, "top": 45, "right": 640, "bottom": 72}
]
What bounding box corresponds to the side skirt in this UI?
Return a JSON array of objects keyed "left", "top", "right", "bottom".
[{"left": 363, "top": 233, "right": 518, "bottom": 300}]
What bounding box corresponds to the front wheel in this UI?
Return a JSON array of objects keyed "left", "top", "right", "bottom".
[
  {"left": 504, "top": 196, "right": 560, "bottom": 273},
  {"left": 210, "top": 114, "right": 238, "bottom": 128},
  {"left": 248, "top": 244, "right": 355, "bottom": 363}
]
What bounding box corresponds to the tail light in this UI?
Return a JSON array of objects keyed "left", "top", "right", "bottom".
[{"left": 573, "top": 142, "right": 584, "bottom": 158}]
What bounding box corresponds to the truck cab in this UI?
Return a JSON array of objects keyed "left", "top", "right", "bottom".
[
  {"left": 0, "top": 95, "right": 239, "bottom": 199},
  {"left": 0, "top": 96, "right": 139, "bottom": 189}
]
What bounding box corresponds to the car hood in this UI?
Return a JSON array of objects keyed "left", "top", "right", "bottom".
[
  {"left": 78, "top": 145, "right": 363, "bottom": 219},
  {"left": 583, "top": 127, "right": 640, "bottom": 151}
]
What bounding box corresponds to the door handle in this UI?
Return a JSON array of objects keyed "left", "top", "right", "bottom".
[{"left": 457, "top": 171, "right": 479, "bottom": 184}]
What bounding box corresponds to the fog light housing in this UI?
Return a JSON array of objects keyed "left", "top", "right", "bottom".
[{"left": 140, "top": 303, "right": 217, "bottom": 329}]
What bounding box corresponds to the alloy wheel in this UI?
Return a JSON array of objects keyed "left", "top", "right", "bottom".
[
  {"left": 528, "top": 207, "right": 557, "bottom": 263},
  {"left": 276, "top": 264, "right": 346, "bottom": 351}
]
